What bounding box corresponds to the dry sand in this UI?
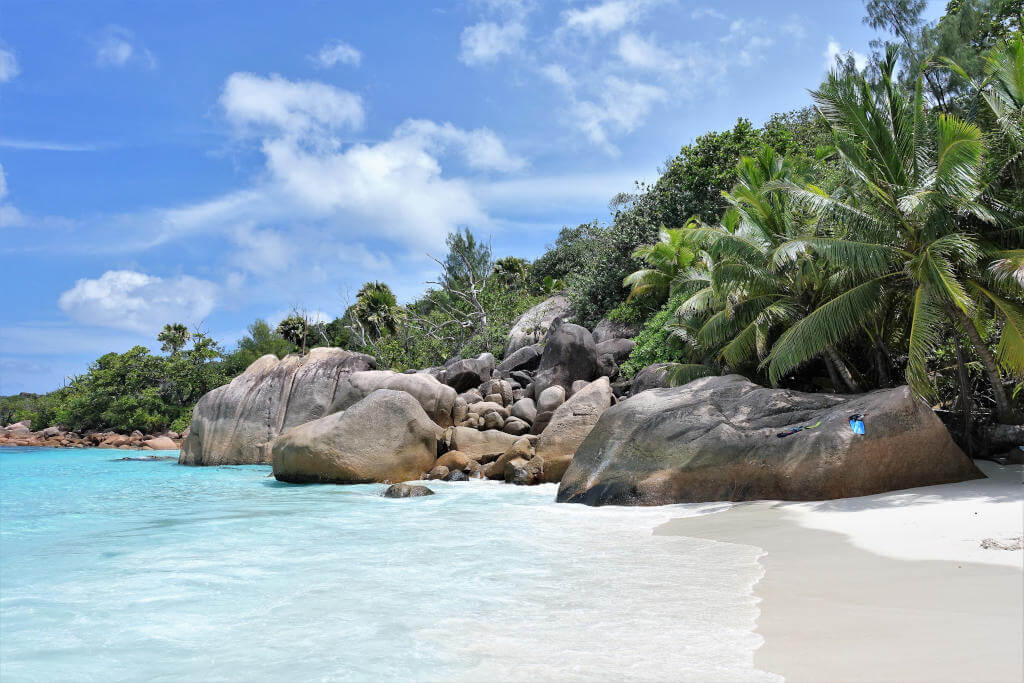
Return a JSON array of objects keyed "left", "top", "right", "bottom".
[{"left": 656, "top": 461, "right": 1023, "bottom": 682}]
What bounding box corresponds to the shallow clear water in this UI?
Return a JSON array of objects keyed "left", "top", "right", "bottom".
[{"left": 1, "top": 447, "right": 777, "bottom": 682}]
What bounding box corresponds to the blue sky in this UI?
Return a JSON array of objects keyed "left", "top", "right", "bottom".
[{"left": 0, "top": 0, "right": 940, "bottom": 394}]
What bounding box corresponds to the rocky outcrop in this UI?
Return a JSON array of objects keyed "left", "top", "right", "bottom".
[
  {"left": 143, "top": 436, "right": 178, "bottom": 451},
  {"left": 180, "top": 349, "right": 375, "bottom": 466},
  {"left": 592, "top": 318, "right": 642, "bottom": 344},
  {"left": 0, "top": 425, "right": 184, "bottom": 450},
  {"left": 179, "top": 349, "right": 460, "bottom": 466},
  {"left": 630, "top": 363, "right": 670, "bottom": 395},
  {"left": 534, "top": 377, "right": 613, "bottom": 482},
  {"left": 496, "top": 344, "right": 542, "bottom": 374},
  {"left": 444, "top": 353, "right": 495, "bottom": 393},
  {"left": 532, "top": 318, "right": 599, "bottom": 398},
  {"left": 506, "top": 295, "right": 572, "bottom": 355},
  {"left": 557, "top": 375, "right": 982, "bottom": 506},
  {"left": 447, "top": 426, "right": 521, "bottom": 461},
  {"left": 596, "top": 338, "right": 635, "bottom": 363},
  {"left": 272, "top": 390, "right": 439, "bottom": 484}
]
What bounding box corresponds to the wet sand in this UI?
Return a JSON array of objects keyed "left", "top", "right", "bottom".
[{"left": 657, "top": 463, "right": 1023, "bottom": 682}]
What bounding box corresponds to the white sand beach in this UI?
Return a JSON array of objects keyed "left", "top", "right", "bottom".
[{"left": 657, "top": 461, "right": 1024, "bottom": 683}]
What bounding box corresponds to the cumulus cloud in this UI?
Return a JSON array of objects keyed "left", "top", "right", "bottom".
[
  {"left": 572, "top": 76, "right": 665, "bottom": 154},
  {"left": 394, "top": 119, "right": 526, "bottom": 172},
  {"left": 617, "top": 33, "right": 679, "bottom": 70},
  {"left": 311, "top": 40, "right": 361, "bottom": 68},
  {"left": 0, "top": 162, "right": 24, "bottom": 228},
  {"left": 540, "top": 63, "right": 574, "bottom": 89},
  {"left": 94, "top": 26, "right": 156, "bottom": 69},
  {"left": 460, "top": 21, "right": 526, "bottom": 65},
  {"left": 690, "top": 7, "right": 726, "bottom": 21},
  {"left": 824, "top": 38, "right": 868, "bottom": 71},
  {"left": 220, "top": 72, "right": 365, "bottom": 136},
  {"left": 58, "top": 270, "right": 219, "bottom": 333},
  {"left": 563, "top": 1, "right": 637, "bottom": 34},
  {"left": 0, "top": 46, "right": 19, "bottom": 82},
  {"left": 722, "top": 19, "right": 774, "bottom": 66},
  {"left": 131, "top": 72, "right": 523, "bottom": 259}
]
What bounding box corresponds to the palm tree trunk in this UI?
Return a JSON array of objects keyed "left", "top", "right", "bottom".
[
  {"left": 948, "top": 306, "right": 1021, "bottom": 425},
  {"left": 826, "top": 347, "right": 861, "bottom": 393},
  {"left": 874, "top": 342, "right": 892, "bottom": 387},
  {"left": 951, "top": 333, "right": 976, "bottom": 456},
  {"left": 821, "top": 352, "right": 843, "bottom": 392}
]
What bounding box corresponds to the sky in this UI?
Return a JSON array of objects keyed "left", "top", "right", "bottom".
[{"left": 0, "top": 0, "right": 942, "bottom": 394}]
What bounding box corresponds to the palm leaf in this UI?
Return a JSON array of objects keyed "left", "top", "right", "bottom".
[
  {"left": 766, "top": 273, "right": 898, "bottom": 384},
  {"left": 905, "top": 285, "right": 945, "bottom": 400}
]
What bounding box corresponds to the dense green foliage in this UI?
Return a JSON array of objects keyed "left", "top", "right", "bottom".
[{"left": 5, "top": 1, "right": 1019, "bottom": 442}]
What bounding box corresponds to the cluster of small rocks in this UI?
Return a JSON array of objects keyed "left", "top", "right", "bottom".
[
  {"left": 407, "top": 315, "right": 633, "bottom": 486},
  {"left": 0, "top": 420, "right": 184, "bottom": 451}
]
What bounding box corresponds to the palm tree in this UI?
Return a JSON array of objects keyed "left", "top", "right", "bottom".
[
  {"left": 767, "top": 46, "right": 1021, "bottom": 423},
  {"left": 157, "top": 323, "right": 191, "bottom": 355},
  {"left": 352, "top": 281, "right": 401, "bottom": 340},
  {"left": 669, "top": 146, "right": 862, "bottom": 391},
  {"left": 623, "top": 225, "right": 696, "bottom": 301}
]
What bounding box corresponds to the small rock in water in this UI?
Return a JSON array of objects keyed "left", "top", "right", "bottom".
[
  {"left": 382, "top": 483, "right": 435, "bottom": 498},
  {"left": 444, "top": 469, "right": 468, "bottom": 482}
]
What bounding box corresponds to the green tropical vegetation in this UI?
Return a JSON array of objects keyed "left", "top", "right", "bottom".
[{"left": 3, "top": 1, "right": 1020, "bottom": 452}]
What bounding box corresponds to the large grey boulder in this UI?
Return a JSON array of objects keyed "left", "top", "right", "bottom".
[
  {"left": 346, "top": 371, "right": 457, "bottom": 427},
  {"left": 180, "top": 348, "right": 375, "bottom": 466},
  {"left": 272, "top": 390, "right": 439, "bottom": 484},
  {"left": 496, "top": 344, "right": 542, "bottom": 374},
  {"left": 532, "top": 318, "right": 599, "bottom": 398},
  {"left": 448, "top": 426, "right": 522, "bottom": 461},
  {"left": 557, "top": 375, "right": 982, "bottom": 506},
  {"left": 592, "top": 318, "right": 642, "bottom": 344},
  {"left": 506, "top": 295, "right": 572, "bottom": 355},
  {"left": 444, "top": 353, "right": 495, "bottom": 392},
  {"left": 510, "top": 397, "right": 537, "bottom": 423},
  {"left": 630, "top": 363, "right": 671, "bottom": 395},
  {"left": 534, "top": 377, "right": 613, "bottom": 483},
  {"left": 180, "top": 349, "right": 457, "bottom": 466},
  {"left": 596, "top": 338, "right": 635, "bottom": 363}
]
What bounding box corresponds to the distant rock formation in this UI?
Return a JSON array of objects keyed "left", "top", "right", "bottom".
[
  {"left": 505, "top": 294, "right": 572, "bottom": 355},
  {"left": 557, "top": 375, "right": 982, "bottom": 506},
  {"left": 179, "top": 349, "right": 457, "bottom": 466}
]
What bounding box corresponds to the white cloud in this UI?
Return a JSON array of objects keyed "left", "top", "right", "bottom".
[
  {"left": 394, "top": 119, "right": 526, "bottom": 172},
  {"left": 220, "top": 72, "right": 365, "bottom": 136},
  {"left": 127, "top": 73, "right": 524, "bottom": 258},
  {"left": 617, "top": 33, "right": 679, "bottom": 70},
  {"left": 0, "top": 46, "right": 19, "bottom": 82},
  {"left": 0, "top": 162, "right": 24, "bottom": 228},
  {"left": 94, "top": 26, "right": 156, "bottom": 69},
  {"left": 571, "top": 76, "right": 666, "bottom": 154},
  {"left": 690, "top": 7, "right": 726, "bottom": 21},
  {"left": 311, "top": 40, "right": 362, "bottom": 68},
  {"left": 58, "top": 270, "right": 219, "bottom": 333},
  {"left": 540, "top": 63, "right": 574, "bottom": 89},
  {"left": 825, "top": 38, "right": 868, "bottom": 71},
  {"left": 563, "top": 1, "right": 637, "bottom": 34},
  {"left": 0, "top": 138, "right": 102, "bottom": 151},
  {"left": 781, "top": 15, "right": 807, "bottom": 39},
  {"left": 722, "top": 19, "right": 774, "bottom": 66},
  {"left": 460, "top": 21, "right": 526, "bottom": 65}
]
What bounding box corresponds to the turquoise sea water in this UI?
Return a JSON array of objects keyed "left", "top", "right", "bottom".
[{"left": 1, "top": 447, "right": 777, "bottom": 682}]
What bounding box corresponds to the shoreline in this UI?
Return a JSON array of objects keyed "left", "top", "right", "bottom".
[{"left": 657, "top": 462, "right": 1023, "bottom": 682}]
